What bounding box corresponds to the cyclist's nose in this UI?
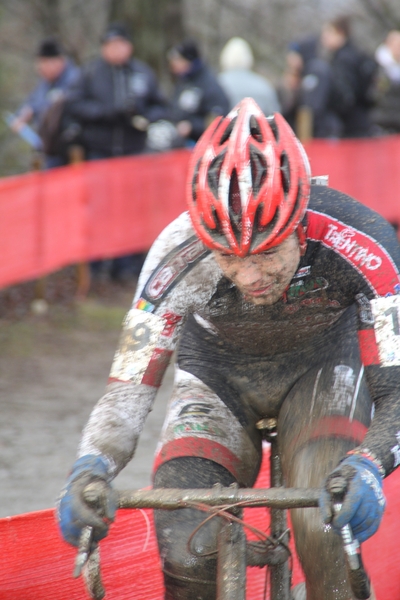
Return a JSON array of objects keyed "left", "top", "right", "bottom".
[{"left": 235, "top": 261, "right": 265, "bottom": 286}]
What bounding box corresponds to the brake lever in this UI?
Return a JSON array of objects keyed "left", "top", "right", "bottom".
[
  {"left": 328, "top": 475, "right": 372, "bottom": 600},
  {"left": 72, "top": 481, "right": 108, "bottom": 599},
  {"left": 73, "top": 525, "right": 94, "bottom": 578}
]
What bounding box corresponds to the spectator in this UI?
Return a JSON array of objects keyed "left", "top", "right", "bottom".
[
  {"left": 285, "top": 16, "right": 377, "bottom": 138},
  {"left": 320, "top": 17, "right": 377, "bottom": 137},
  {"left": 276, "top": 50, "right": 304, "bottom": 132},
  {"left": 66, "top": 22, "right": 168, "bottom": 283},
  {"left": 370, "top": 30, "right": 400, "bottom": 134},
  {"left": 66, "top": 22, "right": 167, "bottom": 160},
  {"left": 10, "top": 37, "right": 80, "bottom": 168},
  {"left": 285, "top": 33, "right": 342, "bottom": 138},
  {"left": 218, "top": 36, "right": 281, "bottom": 115},
  {"left": 167, "top": 39, "right": 230, "bottom": 145}
]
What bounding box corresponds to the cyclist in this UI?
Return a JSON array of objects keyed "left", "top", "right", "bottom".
[{"left": 58, "top": 98, "right": 399, "bottom": 599}]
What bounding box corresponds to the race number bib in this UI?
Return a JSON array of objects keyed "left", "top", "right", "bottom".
[
  {"left": 371, "top": 296, "right": 400, "bottom": 366},
  {"left": 109, "top": 309, "right": 165, "bottom": 383}
]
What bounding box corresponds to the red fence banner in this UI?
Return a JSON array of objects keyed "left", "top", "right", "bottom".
[
  {"left": 0, "top": 150, "right": 191, "bottom": 289},
  {"left": 304, "top": 135, "right": 400, "bottom": 225},
  {"left": 1, "top": 136, "right": 400, "bottom": 290}
]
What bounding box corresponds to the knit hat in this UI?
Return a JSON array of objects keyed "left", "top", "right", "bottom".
[
  {"left": 101, "top": 22, "right": 132, "bottom": 44},
  {"left": 219, "top": 37, "right": 254, "bottom": 71},
  {"left": 170, "top": 39, "right": 200, "bottom": 62},
  {"left": 37, "top": 38, "right": 64, "bottom": 58}
]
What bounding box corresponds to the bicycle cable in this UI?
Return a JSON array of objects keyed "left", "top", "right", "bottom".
[{"left": 185, "top": 500, "right": 292, "bottom": 563}]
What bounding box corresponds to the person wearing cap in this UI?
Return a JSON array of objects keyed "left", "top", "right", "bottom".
[
  {"left": 65, "top": 23, "right": 168, "bottom": 283},
  {"left": 218, "top": 36, "right": 281, "bottom": 115},
  {"left": 167, "top": 39, "right": 230, "bottom": 145},
  {"left": 65, "top": 22, "right": 168, "bottom": 159},
  {"left": 11, "top": 37, "right": 80, "bottom": 168}
]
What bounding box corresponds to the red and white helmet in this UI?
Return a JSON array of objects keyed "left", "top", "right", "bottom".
[{"left": 187, "top": 97, "right": 311, "bottom": 256}]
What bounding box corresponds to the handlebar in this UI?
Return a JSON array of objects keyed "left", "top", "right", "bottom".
[{"left": 74, "top": 481, "right": 372, "bottom": 600}]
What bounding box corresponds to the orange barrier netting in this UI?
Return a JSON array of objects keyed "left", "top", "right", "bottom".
[
  {"left": 1, "top": 448, "right": 400, "bottom": 599},
  {"left": 1, "top": 136, "right": 400, "bottom": 290}
]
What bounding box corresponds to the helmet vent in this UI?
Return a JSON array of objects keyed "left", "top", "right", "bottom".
[
  {"left": 228, "top": 169, "right": 242, "bottom": 218},
  {"left": 207, "top": 151, "right": 226, "bottom": 198},
  {"left": 280, "top": 151, "right": 291, "bottom": 197},
  {"left": 201, "top": 212, "right": 230, "bottom": 250},
  {"left": 249, "top": 116, "right": 264, "bottom": 142},
  {"left": 228, "top": 169, "right": 243, "bottom": 244},
  {"left": 219, "top": 117, "right": 237, "bottom": 145},
  {"left": 250, "top": 205, "right": 280, "bottom": 251},
  {"left": 250, "top": 146, "right": 267, "bottom": 197},
  {"left": 275, "top": 182, "right": 304, "bottom": 240},
  {"left": 267, "top": 116, "right": 279, "bottom": 142},
  {"left": 210, "top": 207, "right": 224, "bottom": 233},
  {"left": 191, "top": 158, "right": 201, "bottom": 204}
]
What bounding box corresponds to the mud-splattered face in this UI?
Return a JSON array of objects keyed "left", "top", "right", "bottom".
[{"left": 213, "top": 233, "right": 301, "bottom": 305}]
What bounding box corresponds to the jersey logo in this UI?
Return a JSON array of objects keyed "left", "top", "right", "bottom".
[
  {"left": 142, "top": 236, "right": 210, "bottom": 305},
  {"left": 287, "top": 276, "right": 328, "bottom": 299},
  {"left": 307, "top": 210, "right": 400, "bottom": 296},
  {"left": 293, "top": 265, "right": 311, "bottom": 279},
  {"left": 324, "top": 224, "right": 381, "bottom": 270},
  {"left": 109, "top": 309, "right": 166, "bottom": 383},
  {"left": 178, "top": 403, "right": 213, "bottom": 417}
]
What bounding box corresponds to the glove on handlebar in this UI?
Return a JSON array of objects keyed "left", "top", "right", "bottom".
[
  {"left": 57, "top": 454, "right": 117, "bottom": 547},
  {"left": 319, "top": 455, "right": 385, "bottom": 543}
]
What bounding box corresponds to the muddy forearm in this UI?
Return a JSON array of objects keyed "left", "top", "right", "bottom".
[
  {"left": 78, "top": 382, "right": 156, "bottom": 478},
  {"left": 352, "top": 364, "right": 400, "bottom": 477},
  {"left": 359, "top": 392, "right": 400, "bottom": 477}
]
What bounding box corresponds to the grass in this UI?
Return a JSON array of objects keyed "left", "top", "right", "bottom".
[{"left": 0, "top": 297, "right": 128, "bottom": 359}]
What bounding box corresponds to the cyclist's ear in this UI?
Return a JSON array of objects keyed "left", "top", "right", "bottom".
[{"left": 297, "top": 224, "right": 307, "bottom": 256}]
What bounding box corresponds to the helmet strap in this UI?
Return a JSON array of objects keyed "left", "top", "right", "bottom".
[{"left": 297, "top": 224, "right": 307, "bottom": 256}]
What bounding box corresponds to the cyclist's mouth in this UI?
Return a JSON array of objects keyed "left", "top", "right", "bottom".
[{"left": 243, "top": 283, "right": 273, "bottom": 297}]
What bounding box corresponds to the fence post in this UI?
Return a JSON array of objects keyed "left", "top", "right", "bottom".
[
  {"left": 31, "top": 151, "right": 47, "bottom": 313},
  {"left": 296, "top": 106, "right": 313, "bottom": 143},
  {"left": 68, "top": 145, "right": 91, "bottom": 300}
]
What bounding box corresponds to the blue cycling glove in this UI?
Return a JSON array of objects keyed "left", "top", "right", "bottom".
[
  {"left": 57, "top": 454, "right": 117, "bottom": 547},
  {"left": 320, "top": 454, "right": 385, "bottom": 543}
]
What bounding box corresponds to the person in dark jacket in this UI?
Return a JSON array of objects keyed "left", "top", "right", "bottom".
[
  {"left": 286, "top": 16, "right": 377, "bottom": 139},
  {"left": 66, "top": 23, "right": 168, "bottom": 283},
  {"left": 11, "top": 37, "right": 80, "bottom": 168},
  {"left": 167, "top": 39, "right": 229, "bottom": 145},
  {"left": 66, "top": 23, "right": 168, "bottom": 159},
  {"left": 320, "top": 17, "right": 377, "bottom": 138},
  {"left": 370, "top": 30, "right": 400, "bottom": 134}
]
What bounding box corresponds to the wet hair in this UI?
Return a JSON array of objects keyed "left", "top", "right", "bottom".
[{"left": 329, "top": 16, "right": 351, "bottom": 39}]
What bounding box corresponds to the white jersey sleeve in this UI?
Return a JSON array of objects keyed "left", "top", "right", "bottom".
[{"left": 78, "top": 212, "right": 221, "bottom": 476}]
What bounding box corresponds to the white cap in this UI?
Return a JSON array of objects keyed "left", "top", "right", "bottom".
[{"left": 220, "top": 37, "right": 254, "bottom": 71}]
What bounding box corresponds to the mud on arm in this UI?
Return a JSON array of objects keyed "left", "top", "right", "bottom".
[{"left": 359, "top": 364, "right": 400, "bottom": 477}]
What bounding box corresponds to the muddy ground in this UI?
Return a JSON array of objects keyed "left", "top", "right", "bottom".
[{"left": 0, "top": 273, "right": 172, "bottom": 518}]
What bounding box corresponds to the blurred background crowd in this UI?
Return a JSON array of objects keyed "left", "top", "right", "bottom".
[
  {"left": 1, "top": 0, "right": 400, "bottom": 172},
  {"left": 1, "top": 0, "right": 400, "bottom": 285}
]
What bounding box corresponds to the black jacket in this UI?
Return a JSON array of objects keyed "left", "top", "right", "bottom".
[
  {"left": 66, "top": 56, "right": 168, "bottom": 156},
  {"left": 328, "top": 41, "right": 375, "bottom": 137},
  {"left": 168, "top": 60, "right": 230, "bottom": 142}
]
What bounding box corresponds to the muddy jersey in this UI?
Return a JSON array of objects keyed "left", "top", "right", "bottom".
[{"left": 79, "top": 185, "right": 400, "bottom": 478}]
